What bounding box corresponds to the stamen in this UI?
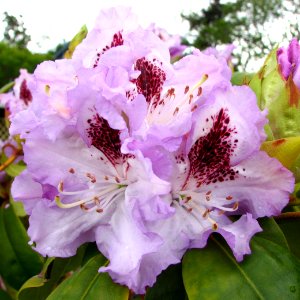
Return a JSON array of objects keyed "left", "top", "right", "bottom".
[
  {"left": 212, "top": 223, "right": 218, "bottom": 230},
  {"left": 191, "top": 104, "right": 198, "bottom": 112},
  {"left": 58, "top": 181, "right": 64, "bottom": 192},
  {"left": 197, "top": 87, "right": 202, "bottom": 96}
]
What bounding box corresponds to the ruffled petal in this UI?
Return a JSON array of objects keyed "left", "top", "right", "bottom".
[
  {"left": 217, "top": 213, "right": 262, "bottom": 261},
  {"left": 28, "top": 201, "right": 100, "bottom": 257},
  {"left": 207, "top": 151, "right": 294, "bottom": 218},
  {"left": 97, "top": 200, "right": 187, "bottom": 294},
  {"left": 11, "top": 170, "right": 43, "bottom": 214}
]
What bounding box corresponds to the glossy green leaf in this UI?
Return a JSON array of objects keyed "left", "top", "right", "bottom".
[
  {"left": 0, "top": 81, "right": 14, "bottom": 93},
  {"left": 231, "top": 72, "right": 253, "bottom": 86},
  {"left": 145, "top": 263, "right": 186, "bottom": 300},
  {"left": 182, "top": 218, "right": 300, "bottom": 300},
  {"left": 249, "top": 48, "right": 300, "bottom": 140},
  {"left": 0, "top": 289, "right": 13, "bottom": 300},
  {"left": 5, "top": 162, "right": 26, "bottom": 177},
  {"left": 277, "top": 218, "right": 300, "bottom": 259},
  {"left": 18, "top": 245, "right": 87, "bottom": 300},
  {"left": 260, "top": 137, "right": 300, "bottom": 170},
  {"left": 46, "top": 254, "right": 129, "bottom": 300},
  {"left": 64, "top": 25, "right": 88, "bottom": 59},
  {"left": 0, "top": 205, "right": 43, "bottom": 290}
]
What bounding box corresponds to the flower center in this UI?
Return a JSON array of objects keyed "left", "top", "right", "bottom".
[
  {"left": 173, "top": 189, "right": 239, "bottom": 230},
  {"left": 55, "top": 175, "right": 129, "bottom": 213}
]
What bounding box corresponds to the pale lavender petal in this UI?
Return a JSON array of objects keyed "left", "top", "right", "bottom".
[
  {"left": 218, "top": 213, "right": 262, "bottom": 261},
  {"left": 11, "top": 171, "right": 43, "bottom": 214},
  {"left": 28, "top": 201, "right": 99, "bottom": 257}
]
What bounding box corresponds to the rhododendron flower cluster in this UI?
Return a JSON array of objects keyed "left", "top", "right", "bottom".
[
  {"left": 9, "top": 7, "right": 294, "bottom": 294},
  {"left": 277, "top": 38, "right": 300, "bottom": 90},
  {"left": 0, "top": 69, "right": 34, "bottom": 117}
]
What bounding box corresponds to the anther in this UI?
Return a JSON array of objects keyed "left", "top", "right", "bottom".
[
  {"left": 191, "top": 105, "right": 198, "bottom": 112},
  {"left": 226, "top": 195, "right": 233, "bottom": 200},
  {"left": 232, "top": 202, "right": 239, "bottom": 210},
  {"left": 86, "top": 173, "right": 96, "bottom": 183},
  {"left": 80, "top": 204, "right": 89, "bottom": 211},
  {"left": 197, "top": 87, "right": 202, "bottom": 96},
  {"left": 173, "top": 107, "right": 179, "bottom": 115},
  {"left": 96, "top": 208, "right": 104, "bottom": 213},
  {"left": 69, "top": 168, "right": 75, "bottom": 174},
  {"left": 202, "top": 209, "right": 210, "bottom": 218},
  {"left": 94, "top": 197, "right": 100, "bottom": 205},
  {"left": 212, "top": 223, "right": 218, "bottom": 230},
  {"left": 184, "top": 86, "right": 189, "bottom": 94},
  {"left": 58, "top": 181, "right": 64, "bottom": 192}
]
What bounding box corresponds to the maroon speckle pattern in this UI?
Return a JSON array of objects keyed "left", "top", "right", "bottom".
[
  {"left": 134, "top": 57, "right": 166, "bottom": 107},
  {"left": 87, "top": 114, "right": 123, "bottom": 165},
  {"left": 93, "top": 32, "right": 124, "bottom": 68},
  {"left": 187, "top": 108, "right": 238, "bottom": 186},
  {"left": 19, "top": 80, "right": 32, "bottom": 105}
]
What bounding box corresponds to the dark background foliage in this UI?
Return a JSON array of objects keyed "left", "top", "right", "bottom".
[{"left": 182, "top": 0, "right": 300, "bottom": 70}]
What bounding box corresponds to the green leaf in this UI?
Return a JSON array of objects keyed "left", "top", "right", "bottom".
[
  {"left": 5, "top": 162, "right": 26, "bottom": 178},
  {"left": 182, "top": 218, "right": 300, "bottom": 300},
  {"left": 46, "top": 254, "right": 129, "bottom": 300},
  {"left": 249, "top": 47, "right": 300, "bottom": 140},
  {"left": 18, "top": 245, "right": 87, "bottom": 300},
  {"left": 64, "top": 25, "right": 88, "bottom": 59},
  {"left": 0, "top": 289, "right": 13, "bottom": 300},
  {"left": 0, "top": 81, "right": 14, "bottom": 93},
  {"left": 0, "top": 205, "right": 43, "bottom": 290},
  {"left": 145, "top": 263, "right": 186, "bottom": 300},
  {"left": 260, "top": 137, "right": 300, "bottom": 170},
  {"left": 277, "top": 218, "right": 300, "bottom": 259},
  {"left": 231, "top": 72, "right": 253, "bottom": 86}
]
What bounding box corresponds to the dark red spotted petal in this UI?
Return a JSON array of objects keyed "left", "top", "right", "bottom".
[
  {"left": 93, "top": 32, "right": 124, "bottom": 68},
  {"left": 87, "top": 114, "right": 123, "bottom": 165},
  {"left": 134, "top": 57, "right": 166, "bottom": 108},
  {"left": 187, "top": 108, "right": 238, "bottom": 187},
  {"left": 19, "top": 79, "right": 32, "bottom": 105}
]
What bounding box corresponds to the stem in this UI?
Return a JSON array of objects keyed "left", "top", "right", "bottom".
[
  {"left": 0, "top": 144, "right": 22, "bottom": 172},
  {"left": 288, "top": 200, "right": 300, "bottom": 207},
  {"left": 0, "top": 153, "right": 20, "bottom": 172},
  {"left": 274, "top": 212, "right": 300, "bottom": 219},
  {"left": 0, "top": 81, "right": 14, "bottom": 94}
]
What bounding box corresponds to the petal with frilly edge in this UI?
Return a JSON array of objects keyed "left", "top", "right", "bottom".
[
  {"left": 205, "top": 151, "right": 294, "bottom": 218},
  {"left": 217, "top": 213, "right": 262, "bottom": 261},
  {"left": 97, "top": 200, "right": 188, "bottom": 294},
  {"left": 11, "top": 170, "right": 43, "bottom": 214},
  {"left": 28, "top": 201, "right": 100, "bottom": 257}
]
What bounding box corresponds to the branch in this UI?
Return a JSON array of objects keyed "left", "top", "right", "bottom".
[{"left": 274, "top": 212, "right": 300, "bottom": 219}]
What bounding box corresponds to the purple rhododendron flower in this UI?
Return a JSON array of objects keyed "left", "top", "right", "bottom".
[
  {"left": 277, "top": 38, "right": 300, "bottom": 90},
  {"left": 0, "top": 69, "right": 34, "bottom": 117},
  {"left": 202, "top": 44, "right": 235, "bottom": 65},
  {"left": 148, "top": 24, "right": 187, "bottom": 60},
  {"left": 11, "top": 6, "right": 294, "bottom": 294}
]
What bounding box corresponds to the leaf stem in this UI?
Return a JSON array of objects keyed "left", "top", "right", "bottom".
[
  {"left": 0, "top": 144, "right": 22, "bottom": 172},
  {"left": 288, "top": 200, "right": 300, "bottom": 207},
  {"left": 275, "top": 212, "right": 300, "bottom": 219},
  {"left": 0, "top": 81, "right": 14, "bottom": 94}
]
